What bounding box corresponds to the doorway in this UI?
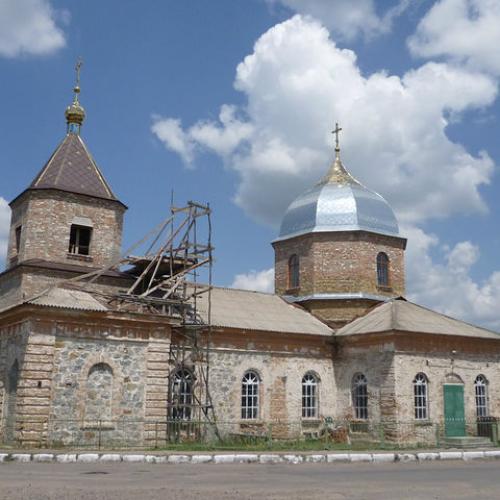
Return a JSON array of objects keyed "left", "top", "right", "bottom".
[{"left": 443, "top": 384, "right": 466, "bottom": 437}]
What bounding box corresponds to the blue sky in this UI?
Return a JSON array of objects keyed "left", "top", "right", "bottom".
[{"left": 2, "top": 0, "right": 500, "bottom": 329}]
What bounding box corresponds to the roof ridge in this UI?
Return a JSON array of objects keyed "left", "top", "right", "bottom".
[{"left": 76, "top": 134, "right": 116, "bottom": 199}]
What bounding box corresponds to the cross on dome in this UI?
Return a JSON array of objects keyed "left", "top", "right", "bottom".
[{"left": 332, "top": 122, "right": 342, "bottom": 152}]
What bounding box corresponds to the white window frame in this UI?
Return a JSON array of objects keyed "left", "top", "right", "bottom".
[
  {"left": 172, "top": 369, "right": 193, "bottom": 421},
  {"left": 413, "top": 373, "right": 429, "bottom": 420},
  {"left": 352, "top": 373, "right": 368, "bottom": 420},
  {"left": 475, "top": 375, "right": 489, "bottom": 418},
  {"left": 302, "top": 373, "right": 319, "bottom": 419},
  {"left": 241, "top": 371, "right": 260, "bottom": 420}
]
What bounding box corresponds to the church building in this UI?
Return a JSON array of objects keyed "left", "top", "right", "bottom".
[{"left": 1, "top": 72, "right": 499, "bottom": 448}]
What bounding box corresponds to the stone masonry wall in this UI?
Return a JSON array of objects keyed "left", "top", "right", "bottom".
[
  {"left": 7, "top": 190, "right": 125, "bottom": 270},
  {"left": 394, "top": 350, "right": 500, "bottom": 423},
  {"left": 50, "top": 334, "right": 147, "bottom": 447},
  {"left": 0, "top": 319, "right": 54, "bottom": 446},
  {"left": 208, "top": 346, "right": 336, "bottom": 439},
  {"left": 1, "top": 311, "right": 171, "bottom": 448}
]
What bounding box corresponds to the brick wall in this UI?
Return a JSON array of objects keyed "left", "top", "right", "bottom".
[
  {"left": 7, "top": 189, "right": 125, "bottom": 270},
  {"left": 273, "top": 231, "right": 406, "bottom": 324}
]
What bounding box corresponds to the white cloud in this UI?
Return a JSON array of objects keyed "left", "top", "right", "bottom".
[
  {"left": 0, "top": 0, "right": 67, "bottom": 58},
  {"left": 404, "top": 225, "right": 500, "bottom": 331},
  {"left": 231, "top": 268, "right": 274, "bottom": 293},
  {"left": 270, "top": 0, "right": 410, "bottom": 41},
  {"left": 152, "top": 105, "right": 254, "bottom": 166},
  {"left": 151, "top": 117, "right": 195, "bottom": 165},
  {"left": 408, "top": 0, "right": 500, "bottom": 76},
  {"left": 154, "top": 15, "right": 497, "bottom": 228},
  {"left": 0, "top": 197, "right": 11, "bottom": 266}
]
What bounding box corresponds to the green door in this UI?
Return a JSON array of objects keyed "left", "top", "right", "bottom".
[{"left": 444, "top": 384, "right": 466, "bottom": 437}]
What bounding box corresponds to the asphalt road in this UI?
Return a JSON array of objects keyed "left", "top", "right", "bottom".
[{"left": 0, "top": 461, "right": 499, "bottom": 500}]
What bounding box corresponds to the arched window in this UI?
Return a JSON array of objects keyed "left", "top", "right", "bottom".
[
  {"left": 302, "top": 373, "right": 319, "bottom": 418},
  {"left": 475, "top": 375, "right": 489, "bottom": 418},
  {"left": 85, "top": 362, "right": 113, "bottom": 424},
  {"left": 172, "top": 369, "right": 194, "bottom": 421},
  {"left": 376, "top": 252, "right": 390, "bottom": 287},
  {"left": 413, "top": 373, "right": 428, "bottom": 420},
  {"left": 288, "top": 254, "right": 300, "bottom": 289},
  {"left": 352, "top": 373, "right": 368, "bottom": 420},
  {"left": 241, "top": 371, "right": 260, "bottom": 419}
]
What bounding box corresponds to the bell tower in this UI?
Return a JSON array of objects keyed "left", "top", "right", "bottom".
[
  {"left": 6, "top": 60, "right": 127, "bottom": 272},
  {"left": 272, "top": 124, "right": 406, "bottom": 328}
]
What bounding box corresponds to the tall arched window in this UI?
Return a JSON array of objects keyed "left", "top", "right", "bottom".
[
  {"left": 413, "top": 373, "right": 428, "bottom": 420},
  {"left": 172, "top": 369, "right": 194, "bottom": 421},
  {"left": 85, "top": 362, "right": 113, "bottom": 424},
  {"left": 352, "top": 373, "right": 368, "bottom": 420},
  {"left": 475, "top": 375, "right": 489, "bottom": 417},
  {"left": 241, "top": 371, "right": 260, "bottom": 419},
  {"left": 288, "top": 254, "right": 300, "bottom": 289},
  {"left": 302, "top": 373, "right": 319, "bottom": 418},
  {"left": 376, "top": 252, "right": 390, "bottom": 287}
]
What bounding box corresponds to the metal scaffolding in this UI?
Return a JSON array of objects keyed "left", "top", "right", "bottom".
[{"left": 52, "top": 200, "right": 217, "bottom": 441}]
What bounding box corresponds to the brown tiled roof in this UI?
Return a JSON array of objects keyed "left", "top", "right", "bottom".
[{"left": 27, "top": 133, "right": 121, "bottom": 203}]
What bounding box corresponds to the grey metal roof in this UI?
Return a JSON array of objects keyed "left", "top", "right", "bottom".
[
  {"left": 28, "top": 287, "right": 108, "bottom": 312},
  {"left": 25, "top": 133, "right": 122, "bottom": 204},
  {"left": 196, "top": 287, "right": 333, "bottom": 336},
  {"left": 336, "top": 299, "right": 500, "bottom": 340},
  {"left": 276, "top": 153, "right": 399, "bottom": 241}
]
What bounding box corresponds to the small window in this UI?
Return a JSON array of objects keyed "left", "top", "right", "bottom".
[
  {"left": 241, "top": 371, "right": 259, "bottom": 420},
  {"left": 302, "top": 373, "right": 319, "bottom": 418},
  {"left": 475, "top": 375, "right": 489, "bottom": 418},
  {"left": 377, "top": 252, "right": 390, "bottom": 287},
  {"left": 413, "top": 373, "right": 428, "bottom": 420},
  {"left": 352, "top": 373, "right": 368, "bottom": 420},
  {"left": 69, "top": 224, "right": 92, "bottom": 256},
  {"left": 172, "top": 369, "right": 193, "bottom": 421},
  {"left": 288, "top": 254, "right": 300, "bottom": 289},
  {"left": 15, "top": 226, "right": 22, "bottom": 253}
]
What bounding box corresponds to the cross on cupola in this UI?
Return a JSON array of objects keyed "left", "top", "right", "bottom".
[
  {"left": 65, "top": 57, "right": 86, "bottom": 134},
  {"left": 332, "top": 122, "right": 342, "bottom": 152}
]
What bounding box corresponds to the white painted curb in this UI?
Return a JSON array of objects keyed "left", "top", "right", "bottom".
[
  {"left": 372, "top": 453, "right": 395, "bottom": 463},
  {"left": 1, "top": 449, "right": 500, "bottom": 465},
  {"left": 439, "top": 451, "right": 463, "bottom": 461},
  {"left": 33, "top": 454, "right": 54, "bottom": 463}
]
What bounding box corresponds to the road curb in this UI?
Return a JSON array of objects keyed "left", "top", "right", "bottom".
[{"left": 1, "top": 450, "right": 499, "bottom": 465}]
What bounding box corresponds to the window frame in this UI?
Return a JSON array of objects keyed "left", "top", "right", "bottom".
[
  {"left": 302, "top": 372, "right": 319, "bottom": 419},
  {"left": 14, "top": 225, "right": 22, "bottom": 253},
  {"left": 241, "top": 371, "right": 260, "bottom": 420},
  {"left": 288, "top": 254, "right": 300, "bottom": 289},
  {"left": 413, "top": 373, "right": 429, "bottom": 420},
  {"left": 352, "top": 373, "right": 368, "bottom": 420},
  {"left": 376, "top": 252, "right": 390, "bottom": 287},
  {"left": 171, "top": 368, "right": 194, "bottom": 421},
  {"left": 68, "top": 224, "right": 93, "bottom": 256},
  {"left": 475, "top": 375, "right": 489, "bottom": 418}
]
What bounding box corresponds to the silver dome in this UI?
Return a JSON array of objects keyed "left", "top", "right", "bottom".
[{"left": 276, "top": 151, "right": 399, "bottom": 241}]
